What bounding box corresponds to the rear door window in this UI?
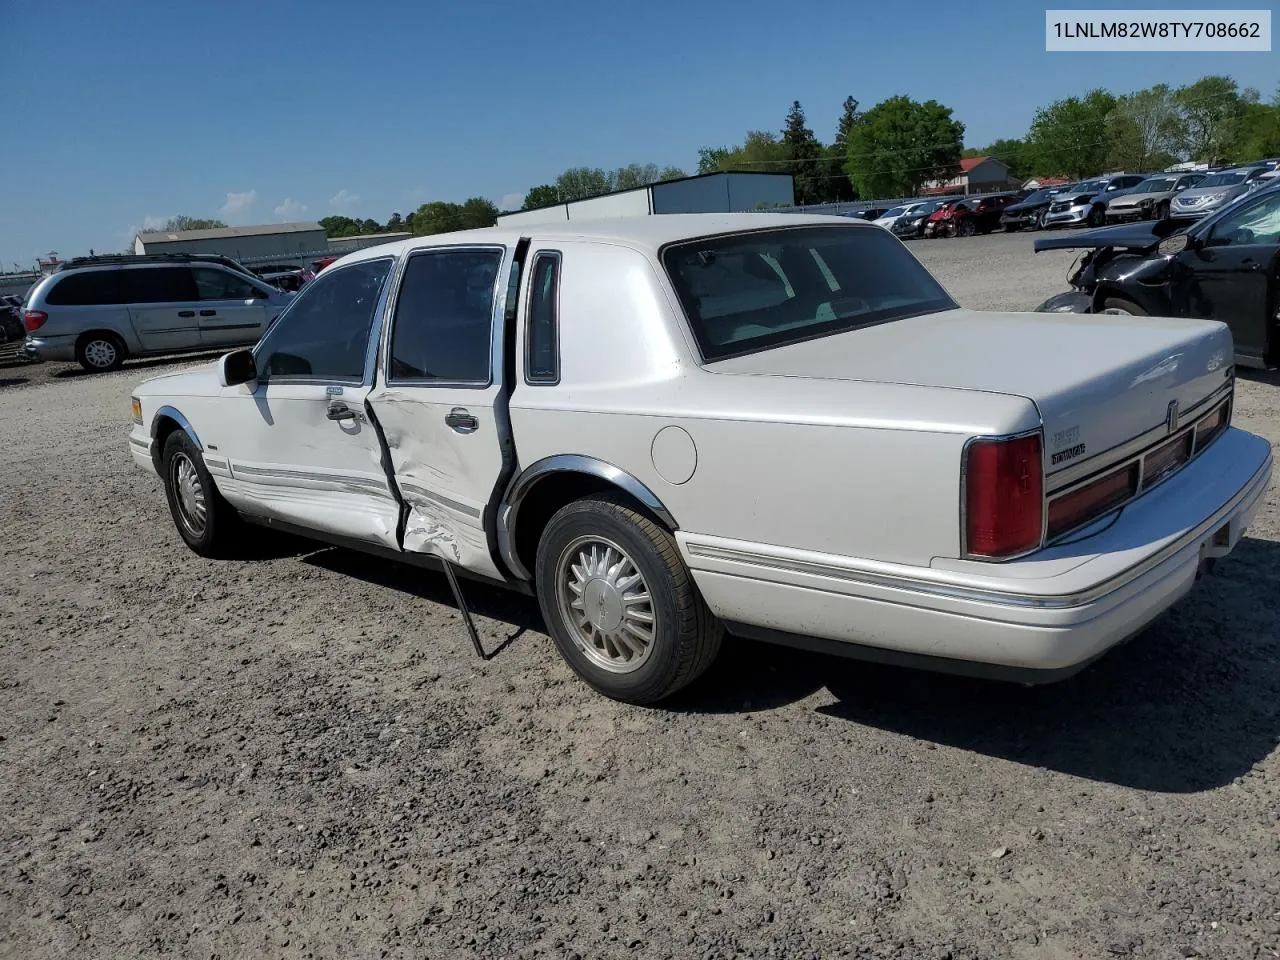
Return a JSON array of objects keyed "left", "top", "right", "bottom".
[
  {"left": 388, "top": 248, "right": 503, "bottom": 384},
  {"left": 119, "top": 267, "right": 198, "bottom": 304},
  {"left": 44, "top": 270, "right": 126, "bottom": 306},
  {"left": 191, "top": 267, "right": 264, "bottom": 301}
]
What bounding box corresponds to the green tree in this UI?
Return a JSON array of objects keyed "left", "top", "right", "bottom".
[
  {"left": 458, "top": 197, "right": 499, "bottom": 230},
  {"left": 1024, "top": 89, "right": 1117, "bottom": 179},
  {"left": 820, "top": 96, "right": 863, "bottom": 202},
  {"left": 161, "top": 216, "right": 227, "bottom": 232},
  {"left": 408, "top": 202, "right": 462, "bottom": 236},
  {"left": 844, "top": 96, "right": 964, "bottom": 197},
  {"left": 318, "top": 215, "right": 361, "bottom": 238},
  {"left": 1227, "top": 101, "right": 1280, "bottom": 162},
  {"left": 656, "top": 166, "right": 686, "bottom": 182},
  {"left": 555, "top": 167, "right": 611, "bottom": 201},
  {"left": 360, "top": 218, "right": 382, "bottom": 234},
  {"left": 782, "top": 100, "right": 825, "bottom": 205},
  {"left": 386, "top": 212, "right": 404, "bottom": 232},
  {"left": 697, "top": 131, "right": 790, "bottom": 174},
  {"left": 1106, "top": 84, "right": 1185, "bottom": 171},
  {"left": 523, "top": 184, "right": 561, "bottom": 209},
  {"left": 1175, "top": 75, "right": 1248, "bottom": 163}
]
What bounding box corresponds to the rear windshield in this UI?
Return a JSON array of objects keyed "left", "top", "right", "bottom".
[{"left": 661, "top": 225, "right": 957, "bottom": 362}]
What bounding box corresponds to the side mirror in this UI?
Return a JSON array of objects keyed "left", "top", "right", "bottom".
[{"left": 218, "top": 349, "right": 257, "bottom": 387}]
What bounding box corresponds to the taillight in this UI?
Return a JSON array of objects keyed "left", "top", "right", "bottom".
[
  {"left": 1047, "top": 464, "right": 1138, "bottom": 540},
  {"left": 23, "top": 310, "right": 48, "bottom": 332},
  {"left": 964, "top": 432, "right": 1044, "bottom": 558}
]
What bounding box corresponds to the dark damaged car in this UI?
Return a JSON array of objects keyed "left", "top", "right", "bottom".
[{"left": 1034, "top": 182, "right": 1280, "bottom": 368}]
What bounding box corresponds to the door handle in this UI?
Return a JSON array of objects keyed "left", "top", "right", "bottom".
[
  {"left": 177, "top": 310, "right": 195, "bottom": 317},
  {"left": 445, "top": 408, "right": 478, "bottom": 433},
  {"left": 200, "top": 309, "right": 217, "bottom": 316},
  {"left": 326, "top": 401, "right": 359, "bottom": 422}
]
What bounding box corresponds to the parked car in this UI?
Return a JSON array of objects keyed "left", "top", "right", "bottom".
[
  {"left": 1, "top": 295, "right": 26, "bottom": 346},
  {"left": 999, "top": 186, "right": 1070, "bottom": 232},
  {"left": 22, "top": 254, "right": 293, "bottom": 372},
  {"left": 948, "top": 194, "right": 1021, "bottom": 236},
  {"left": 889, "top": 199, "right": 954, "bottom": 240},
  {"left": 1105, "top": 172, "right": 1207, "bottom": 223},
  {"left": 873, "top": 201, "right": 937, "bottom": 232},
  {"left": 259, "top": 270, "right": 308, "bottom": 293},
  {"left": 1034, "top": 180, "right": 1280, "bottom": 368},
  {"left": 1169, "top": 166, "right": 1272, "bottom": 220},
  {"left": 847, "top": 207, "right": 891, "bottom": 221},
  {"left": 128, "top": 214, "right": 1270, "bottom": 705},
  {"left": 922, "top": 199, "right": 966, "bottom": 237},
  {"left": 1042, "top": 174, "right": 1150, "bottom": 229}
]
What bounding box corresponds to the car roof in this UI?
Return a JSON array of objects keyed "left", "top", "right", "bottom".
[{"left": 330, "top": 213, "right": 871, "bottom": 269}]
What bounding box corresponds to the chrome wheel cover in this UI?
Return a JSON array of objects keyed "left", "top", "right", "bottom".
[
  {"left": 171, "top": 453, "right": 208, "bottom": 536},
  {"left": 83, "top": 339, "right": 118, "bottom": 368},
  {"left": 556, "top": 535, "right": 656, "bottom": 673}
]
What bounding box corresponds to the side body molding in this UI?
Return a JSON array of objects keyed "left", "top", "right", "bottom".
[
  {"left": 151, "top": 405, "right": 202, "bottom": 451},
  {"left": 497, "top": 454, "right": 679, "bottom": 581}
]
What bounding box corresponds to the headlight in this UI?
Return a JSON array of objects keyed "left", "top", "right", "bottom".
[{"left": 131, "top": 397, "right": 143, "bottom": 425}]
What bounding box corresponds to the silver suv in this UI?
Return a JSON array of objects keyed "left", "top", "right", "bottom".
[{"left": 22, "top": 255, "right": 292, "bottom": 372}]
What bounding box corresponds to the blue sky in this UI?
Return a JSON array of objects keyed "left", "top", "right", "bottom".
[{"left": 1, "top": 0, "right": 1275, "bottom": 267}]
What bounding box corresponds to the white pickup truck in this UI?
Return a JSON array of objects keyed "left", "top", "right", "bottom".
[{"left": 129, "top": 214, "right": 1272, "bottom": 703}]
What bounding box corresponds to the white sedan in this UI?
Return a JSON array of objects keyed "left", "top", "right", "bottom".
[{"left": 128, "top": 214, "right": 1271, "bottom": 703}]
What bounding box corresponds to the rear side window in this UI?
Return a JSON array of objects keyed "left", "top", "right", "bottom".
[
  {"left": 388, "top": 248, "right": 503, "bottom": 384},
  {"left": 192, "top": 267, "right": 263, "bottom": 301},
  {"left": 525, "top": 252, "right": 560, "bottom": 383},
  {"left": 119, "top": 267, "right": 197, "bottom": 304},
  {"left": 44, "top": 270, "right": 125, "bottom": 306}
]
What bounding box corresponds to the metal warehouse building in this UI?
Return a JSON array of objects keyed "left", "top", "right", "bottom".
[
  {"left": 496, "top": 171, "right": 795, "bottom": 226},
  {"left": 133, "top": 222, "right": 328, "bottom": 265}
]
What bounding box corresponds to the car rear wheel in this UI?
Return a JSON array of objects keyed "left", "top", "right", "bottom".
[
  {"left": 957, "top": 219, "right": 976, "bottom": 238},
  {"left": 161, "top": 431, "right": 244, "bottom": 558},
  {"left": 1087, "top": 205, "right": 1105, "bottom": 228},
  {"left": 1100, "top": 297, "right": 1148, "bottom": 316},
  {"left": 535, "top": 494, "right": 722, "bottom": 705},
  {"left": 76, "top": 333, "right": 126, "bottom": 372}
]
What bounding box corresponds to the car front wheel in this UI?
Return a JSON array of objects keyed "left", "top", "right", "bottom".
[
  {"left": 1100, "top": 297, "right": 1148, "bottom": 316},
  {"left": 535, "top": 495, "right": 722, "bottom": 705},
  {"left": 160, "top": 431, "right": 243, "bottom": 557},
  {"left": 1087, "top": 205, "right": 1105, "bottom": 228}
]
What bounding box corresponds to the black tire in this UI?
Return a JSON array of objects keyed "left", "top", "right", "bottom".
[
  {"left": 1087, "top": 205, "right": 1105, "bottom": 228},
  {"left": 1100, "top": 297, "right": 1148, "bottom": 316},
  {"left": 957, "top": 219, "right": 975, "bottom": 238},
  {"left": 75, "top": 332, "right": 127, "bottom": 372},
  {"left": 1003, "top": 223, "right": 1017, "bottom": 232},
  {"left": 535, "top": 494, "right": 722, "bottom": 705},
  {"left": 1157, "top": 201, "right": 1170, "bottom": 220},
  {"left": 1032, "top": 209, "right": 1046, "bottom": 231},
  {"left": 160, "top": 431, "right": 243, "bottom": 558}
]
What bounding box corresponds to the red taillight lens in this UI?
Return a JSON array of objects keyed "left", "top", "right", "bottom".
[
  {"left": 1194, "top": 402, "right": 1229, "bottom": 449},
  {"left": 1047, "top": 464, "right": 1138, "bottom": 540},
  {"left": 964, "top": 433, "right": 1044, "bottom": 558},
  {"left": 23, "top": 310, "right": 47, "bottom": 332},
  {"left": 1143, "top": 433, "right": 1193, "bottom": 487}
]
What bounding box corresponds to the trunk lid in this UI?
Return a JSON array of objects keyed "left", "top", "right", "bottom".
[{"left": 706, "top": 308, "right": 1234, "bottom": 479}]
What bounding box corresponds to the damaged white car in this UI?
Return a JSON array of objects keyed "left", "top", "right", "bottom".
[{"left": 129, "top": 214, "right": 1272, "bottom": 704}]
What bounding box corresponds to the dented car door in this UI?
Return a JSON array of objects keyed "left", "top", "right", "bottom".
[
  {"left": 368, "top": 245, "right": 513, "bottom": 579},
  {"left": 211, "top": 257, "right": 402, "bottom": 548}
]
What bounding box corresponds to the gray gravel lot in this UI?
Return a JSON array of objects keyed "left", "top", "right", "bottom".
[{"left": 2, "top": 231, "right": 1278, "bottom": 959}]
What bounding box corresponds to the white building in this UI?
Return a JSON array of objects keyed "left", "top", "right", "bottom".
[
  {"left": 497, "top": 172, "right": 795, "bottom": 226},
  {"left": 134, "top": 222, "right": 328, "bottom": 265}
]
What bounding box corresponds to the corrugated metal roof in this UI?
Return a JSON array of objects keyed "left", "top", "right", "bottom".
[{"left": 137, "top": 222, "right": 323, "bottom": 243}]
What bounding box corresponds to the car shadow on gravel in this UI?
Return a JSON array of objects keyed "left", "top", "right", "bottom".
[
  {"left": 53, "top": 352, "right": 224, "bottom": 379},
  {"left": 0, "top": 376, "right": 29, "bottom": 387},
  {"left": 680, "top": 537, "right": 1280, "bottom": 793},
  {"left": 300, "top": 547, "right": 542, "bottom": 656}
]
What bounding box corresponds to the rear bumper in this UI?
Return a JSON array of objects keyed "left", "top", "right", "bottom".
[
  {"left": 24, "top": 335, "right": 76, "bottom": 362},
  {"left": 679, "top": 427, "right": 1271, "bottom": 682}
]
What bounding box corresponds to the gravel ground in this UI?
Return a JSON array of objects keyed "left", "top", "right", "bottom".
[{"left": 2, "top": 232, "right": 1278, "bottom": 959}]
